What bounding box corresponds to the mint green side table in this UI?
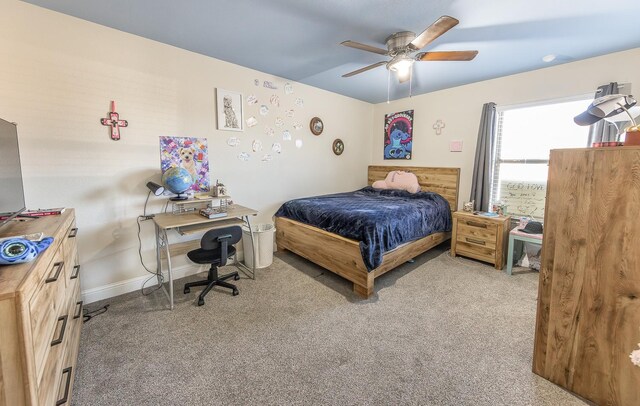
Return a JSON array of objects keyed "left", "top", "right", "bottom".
[{"left": 506, "top": 230, "right": 543, "bottom": 275}]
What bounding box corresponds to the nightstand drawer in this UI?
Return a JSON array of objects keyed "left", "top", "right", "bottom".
[
  {"left": 455, "top": 241, "right": 496, "bottom": 263},
  {"left": 456, "top": 233, "right": 496, "bottom": 250},
  {"left": 457, "top": 218, "right": 498, "bottom": 238}
]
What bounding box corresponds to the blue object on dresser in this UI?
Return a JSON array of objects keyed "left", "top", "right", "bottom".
[
  {"left": 0, "top": 237, "right": 54, "bottom": 265},
  {"left": 275, "top": 187, "right": 451, "bottom": 271}
]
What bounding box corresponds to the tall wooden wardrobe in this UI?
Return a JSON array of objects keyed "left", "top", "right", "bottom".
[{"left": 533, "top": 147, "right": 640, "bottom": 406}]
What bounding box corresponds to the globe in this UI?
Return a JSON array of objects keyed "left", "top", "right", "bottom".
[{"left": 161, "top": 167, "right": 193, "bottom": 200}]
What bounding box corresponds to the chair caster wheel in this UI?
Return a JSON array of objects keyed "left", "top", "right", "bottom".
[
  {"left": 232, "top": 289, "right": 239, "bottom": 296},
  {"left": 234, "top": 274, "right": 240, "bottom": 281},
  {"left": 184, "top": 287, "right": 190, "bottom": 294},
  {"left": 197, "top": 298, "right": 205, "bottom": 306}
]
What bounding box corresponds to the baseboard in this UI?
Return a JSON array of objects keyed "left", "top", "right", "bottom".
[{"left": 81, "top": 264, "right": 201, "bottom": 304}]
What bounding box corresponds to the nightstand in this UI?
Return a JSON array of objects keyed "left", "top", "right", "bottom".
[{"left": 450, "top": 211, "right": 510, "bottom": 269}]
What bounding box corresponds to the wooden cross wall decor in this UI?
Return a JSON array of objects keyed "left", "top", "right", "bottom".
[
  {"left": 433, "top": 119, "right": 445, "bottom": 135},
  {"left": 101, "top": 100, "right": 128, "bottom": 141}
]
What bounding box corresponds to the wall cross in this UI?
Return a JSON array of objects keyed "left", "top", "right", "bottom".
[{"left": 100, "top": 101, "right": 128, "bottom": 141}]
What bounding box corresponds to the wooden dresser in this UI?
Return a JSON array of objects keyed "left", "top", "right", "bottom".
[
  {"left": 450, "top": 210, "right": 510, "bottom": 269},
  {"left": 533, "top": 147, "right": 640, "bottom": 405},
  {"left": 0, "top": 210, "right": 82, "bottom": 406}
]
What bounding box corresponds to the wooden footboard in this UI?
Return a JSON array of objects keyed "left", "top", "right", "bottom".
[{"left": 275, "top": 216, "right": 450, "bottom": 298}]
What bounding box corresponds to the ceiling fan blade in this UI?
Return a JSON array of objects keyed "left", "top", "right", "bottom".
[
  {"left": 341, "top": 40, "right": 388, "bottom": 56},
  {"left": 410, "top": 15, "right": 459, "bottom": 50},
  {"left": 417, "top": 50, "right": 479, "bottom": 61},
  {"left": 342, "top": 61, "right": 387, "bottom": 77}
]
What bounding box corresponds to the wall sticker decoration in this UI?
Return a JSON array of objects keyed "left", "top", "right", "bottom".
[
  {"left": 284, "top": 82, "right": 294, "bottom": 94},
  {"left": 159, "top": 136, "right": 210, "bottom": 192},
  {"left": 246, "top": 116, "right": 258, "bottom": 128},
  {"left": 384, "top": 110, "right": 413, "bottom": 160},
  {"left": 263, "top": 81, "right": 278, "bottom": 89},
  {"left": 433, "top": 119, "right": 445, "bottom": 135}
]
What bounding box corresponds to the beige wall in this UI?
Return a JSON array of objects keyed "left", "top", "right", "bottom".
[
  {"left": 372, "top": 48, "right": 640, "bottom": 209},
  {"left": 0, "top": 1, "right": 373, "bottom": 300}
]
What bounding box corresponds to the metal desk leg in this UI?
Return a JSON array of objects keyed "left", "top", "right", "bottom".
[
  {"left": 235, "top": 215, "right": 257, "bottom": 279},
  {"left": 154, "top": 224, "right": 163, "bottom": 286},
  {"left": 247, "top": 216, "right": 257, "bottom": 280},
  {"left": 506, "top": 234, "right": 515, "bottom": 276},
  {"left": 162, "top": 229, "right": 174, "bottom": 309},
  {"left": 155, "top": 226, "right": 174, "bottom": 310}
]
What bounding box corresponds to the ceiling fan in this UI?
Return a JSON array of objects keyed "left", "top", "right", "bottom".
[{"left": 341, "top": 16, "right": 478, "bottom": 83}]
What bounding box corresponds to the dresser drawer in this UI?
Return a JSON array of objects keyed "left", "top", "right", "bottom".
[
  {"left": 41, "top": 280, "right": 82, "bottom": 406},
  {"left": 67, "top": 277, "right": 83, "bottom": 322},
  {"left": 62, "top": 223, "right": 78, "bottom": 283},
  {"left": 37, "top": 329, "right": 65, "bottom": 406},
  {"left": 29, "top": 246, "right": 67, "bottom": 382}
]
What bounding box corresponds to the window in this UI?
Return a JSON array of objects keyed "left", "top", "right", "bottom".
[{"left": 491, "top": 98, "right": 591, "bottom": 218}]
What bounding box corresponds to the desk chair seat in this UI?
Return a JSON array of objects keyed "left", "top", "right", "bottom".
[{"left": 184, "top": 226, "right": 242, "bottom": 306}]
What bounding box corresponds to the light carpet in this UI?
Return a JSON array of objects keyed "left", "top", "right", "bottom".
[{"left": 72, "top": 246, "right": 586, "bottom": 405}]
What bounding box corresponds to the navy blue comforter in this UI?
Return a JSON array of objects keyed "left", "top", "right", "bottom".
[{"left": 275, "top": 187, "right": 451, "bottom": 271}]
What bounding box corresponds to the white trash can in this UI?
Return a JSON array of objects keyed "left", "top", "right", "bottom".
[{"left": 242, "top": 223, "right": 275, "bottom": 268}]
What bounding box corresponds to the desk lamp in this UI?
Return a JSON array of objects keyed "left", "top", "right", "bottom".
[
  {"left": 574, "top": 94, "right": 640, "bottom": 141},
  {"left": 146, "top": 181, "right": 165, "bottom": 196}
]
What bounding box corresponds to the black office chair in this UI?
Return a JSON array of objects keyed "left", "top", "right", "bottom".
[{"left": 184, "top": 226, "right": 242, "bottom": 306}]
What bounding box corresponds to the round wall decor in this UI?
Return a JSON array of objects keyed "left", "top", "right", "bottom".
[
  {"left": 332, "top": 139, "right": 344, "bottom": 155},
  {"left": 310, "top": 117, "right": 324, "bottom": 135}
]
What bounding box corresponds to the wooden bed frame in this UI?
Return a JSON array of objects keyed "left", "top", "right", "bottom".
[{"left": 275, "top": 165, "right": 460, "bottom": 298}]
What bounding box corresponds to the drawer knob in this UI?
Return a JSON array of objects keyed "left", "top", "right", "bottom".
[
  {"left": 70, "top": 265, "right": 80, "bottom": 280},
  {"left": 56, "top": 367, "right": 73, "bottom": 406},
  {"left": 465, "top": 237, "right": 486, "bottom": 246},
  {"left": 67, "top": 227, "right": 78, "bottom": 238},
  {"left": 51, "top": 315, "right": 68, "bottom": 346},
  {"left": 45, "top": 261, "right": 65, "bottom": 284}
]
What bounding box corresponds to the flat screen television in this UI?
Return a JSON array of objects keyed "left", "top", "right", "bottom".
[{"left": 0, "top": 118, "right": 26, "bottom": 229}]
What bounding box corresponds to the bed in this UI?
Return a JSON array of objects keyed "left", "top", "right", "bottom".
[{"left": 275, "top": 165, "right": 460, "bottom": 298}]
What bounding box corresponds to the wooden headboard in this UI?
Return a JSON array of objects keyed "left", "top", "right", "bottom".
[{"left": 368, "top": 166, "right": 461, "bottom": 211}]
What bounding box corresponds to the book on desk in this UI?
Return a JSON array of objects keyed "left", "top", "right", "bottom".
[{"left": 199, "top": 207, "right": 228, "bottom": 219}]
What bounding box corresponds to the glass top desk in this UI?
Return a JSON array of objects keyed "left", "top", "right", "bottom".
[{"left": 152, "top": 204, "right": 258, "bottom": 309}]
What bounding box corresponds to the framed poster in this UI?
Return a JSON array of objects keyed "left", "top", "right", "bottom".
[
  {"left": 159, "top": 136, "right": 210, "bottom": 192},
  {"left": 216, "top": 88, "right": 243, "bottom": 131},
  {"left": 384, "top": 110, "right": 413, "bottom": 160}
]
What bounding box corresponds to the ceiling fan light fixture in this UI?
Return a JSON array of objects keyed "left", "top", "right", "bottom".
[{"left": 388, "top": 55, "right": 414, "bottom": 79}]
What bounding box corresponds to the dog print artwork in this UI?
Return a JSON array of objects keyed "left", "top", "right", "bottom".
[
  {"left": 384, "top": 110, "right": 413, "bottom": 160},
  {"left": 159, "top": 136, "right": 210, "bottom": 192},
  {"left": 216, "top": 89, "right": 243, "bottom": 131}
]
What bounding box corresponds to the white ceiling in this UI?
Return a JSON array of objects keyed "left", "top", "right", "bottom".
[{"left": 22, "top": 0, "right": 640, "bottom": 103}]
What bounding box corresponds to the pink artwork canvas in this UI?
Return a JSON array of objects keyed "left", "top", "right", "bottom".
[{"left": 159, "top": 136, "right": 210, "bottom": 192}]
